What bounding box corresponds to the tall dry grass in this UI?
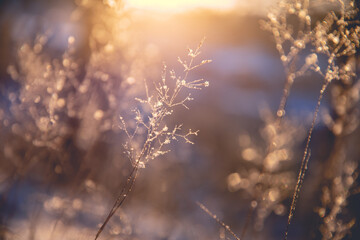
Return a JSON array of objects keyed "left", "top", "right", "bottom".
[{"left": 0, "top": 0, "right": 359, "bottom": 239}]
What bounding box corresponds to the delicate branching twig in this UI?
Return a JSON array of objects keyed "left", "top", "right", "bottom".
[
  {"left": 95, "top": 39, "right": 210, "bottom": 239},
  {"left": 261, "top": 1, "right": 360, "bottom": 239}
]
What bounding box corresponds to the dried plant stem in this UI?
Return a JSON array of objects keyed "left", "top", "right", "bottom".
[
  {"left": 284, "top": 81, "right": 330, "bottom": 240},
  {"left": 196, "top": 202, "right": 241, "bottom": 240},
  {"left": 95, "top": 163, "right": 139, "bottom": 240},
  {"left": 94, "top": 40, "right": 210, "bottom": 239},
  {"left": 284, "top": 150, "right": 311, "bottom": 240},
  {"left": 276, "top": 58, "right": 298, "bottom": 126},
  {"left": 276, "top": 77, "right": 292, "bottom": 121},
  {"left": 242, "top": 65, "right": 298, "bottom": 238}
]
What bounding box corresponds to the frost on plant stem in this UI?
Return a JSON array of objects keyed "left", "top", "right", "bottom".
[
  {"left": 2, "top": 2, "right": 212, "bottom": 237},
  {"left": 95, "top": 39, "right": 211, "bottom": 240},
  {"left": 261, "top": 0, "right": 360, "bottom": 239},
  {"left": 261, "top": 0, "right": 360, "bottom": 123},
  {"left": 118, "top": 38, "right": 211, "bottom": 169},
  {"left": 317, "top": 50, "right": 360, "bottom": 240}
]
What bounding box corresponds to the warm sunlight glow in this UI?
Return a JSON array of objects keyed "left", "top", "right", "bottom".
[{"left": 125, "top": 0, "right": 237, "bottom": 13}]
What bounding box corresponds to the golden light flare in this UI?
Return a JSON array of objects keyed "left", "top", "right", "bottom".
[{"left": 125, "top": 0, "right": 237, "bottom": 13}]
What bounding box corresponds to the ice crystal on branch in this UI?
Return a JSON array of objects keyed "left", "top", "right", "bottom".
[
  {"left": 261, "top": 0, "right": 360, "bottom": 122},
  {"left": 261, "top": 1, "right": 360, "bottom": 239},
  {"left": 118, "top": 38, "right": 210, "bottom": 169},
  {"left": 95, "top": 39, "right": 210, "bottom": 239}
]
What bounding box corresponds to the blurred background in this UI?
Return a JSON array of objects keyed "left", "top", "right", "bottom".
[{"left": 0, "top": 0, "right": 359, "bottom": 239}]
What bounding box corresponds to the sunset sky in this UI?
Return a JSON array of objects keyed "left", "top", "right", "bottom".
[{"left": 124, "top": 0, "right": 238, "bottom": 12}]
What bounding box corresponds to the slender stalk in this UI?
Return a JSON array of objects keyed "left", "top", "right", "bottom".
[
  {"left": 197, "top": 202, "right": 241, "bottom": 240},
  {"left": 284, "top": 81, "right": 330, "bottom": 240}
]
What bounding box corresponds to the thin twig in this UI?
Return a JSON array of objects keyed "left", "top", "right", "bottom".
[
  {"left": 284, "top": 81, "right": 330, "bottom": 240},
  {"left": 95, "top": 164, "right": 139, "bottom": 240},
  {"left": 196, "top": 202, "right": 241, "bottom": 240}
]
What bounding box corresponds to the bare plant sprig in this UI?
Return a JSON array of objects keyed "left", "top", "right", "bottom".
[
  {"left": 262, "top": 1, "right": 360, "bottom": 239},
  {"left": 95, "top": 39, "right": 211, "bottom": 239},
  {"left": 262, "top": 0, "right": 359, "bottom": 122}
]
